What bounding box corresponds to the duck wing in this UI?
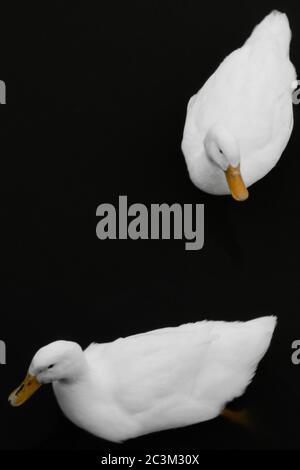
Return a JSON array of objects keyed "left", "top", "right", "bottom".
[{"left": 86, "top": 322, "right": 218, "bottom": 414}]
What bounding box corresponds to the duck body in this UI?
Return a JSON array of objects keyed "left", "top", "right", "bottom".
[
  {"left": 182, "top": 11, "right": 297, "bottom": 196},
  {"left": 52, "top": 316, "right": 276, "bottom": 442}
]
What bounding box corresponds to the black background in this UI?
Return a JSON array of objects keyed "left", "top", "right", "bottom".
[{"left": 0, "top": 0, "right": 300, "bottom": 451}]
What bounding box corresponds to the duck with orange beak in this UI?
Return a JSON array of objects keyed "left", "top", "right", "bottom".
[
  {"left": 182, "top": 11, "right": 297, "bottom": 201},
  {"left": 9, "top": 317, "right": 276, "bottom": 443}
]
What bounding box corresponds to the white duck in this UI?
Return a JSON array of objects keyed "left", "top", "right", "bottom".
[
  {"left": 9, "top": 316, "right": 276, "bottom": 443},
  {"left": 182, "top": 11, "right": 297, "bottom": 201}
]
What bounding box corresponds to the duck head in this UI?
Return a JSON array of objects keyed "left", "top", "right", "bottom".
[
  {"left": 9, "top": 341, "right": 85, "bottom": 406},
  {"left": 204, "top": 125, "right": 249, "bottom": 201}
]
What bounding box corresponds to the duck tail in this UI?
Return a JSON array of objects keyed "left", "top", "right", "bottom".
[{"left": 246, "top": 10, "right": 292, "bottom": 55}]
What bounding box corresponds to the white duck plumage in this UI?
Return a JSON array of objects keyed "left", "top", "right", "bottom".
[
  {"left": 182, "top": 11, "right": 297, "bottom": 201},
  {"left": 9, "top": 316, "right": 276, "bottom": 443}
]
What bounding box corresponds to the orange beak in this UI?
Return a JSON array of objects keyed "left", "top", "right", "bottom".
[
  {"left": 8, "top": 373, "right": 42, "bottom": 407},
  {"left": 225, "top": 165, "right": 249, "bottom": 202}
]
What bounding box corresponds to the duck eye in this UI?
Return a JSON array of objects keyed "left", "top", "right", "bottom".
[{"left": 48, "top": 364, "right": 55, "bottom": 369}]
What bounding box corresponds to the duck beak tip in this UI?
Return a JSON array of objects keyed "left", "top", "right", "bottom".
[
  {"left": 8, "top": 374, "right": 42, "bottom": 407},
  {"left": 225, "top": 165, "right": 249, "bottom": 202}
]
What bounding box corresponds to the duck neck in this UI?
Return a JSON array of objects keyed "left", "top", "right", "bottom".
[
  {"left": 58, "top": 354, "right": 89, "bottom": 384},
  {"left": 205, "top": 125, "right": 240, "bottom": 169}
]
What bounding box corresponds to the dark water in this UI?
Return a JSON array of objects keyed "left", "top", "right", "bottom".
[{"left": 0, "top": 0, "right": 300, "bottom": 452}]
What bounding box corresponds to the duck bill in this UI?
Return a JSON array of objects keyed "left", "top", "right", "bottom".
[
  {"left": 8, "top": 373, "right": 42, "bottom": 407},
  {"left": 225, "top": 165, "right": 249, "bottom": 202}
]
